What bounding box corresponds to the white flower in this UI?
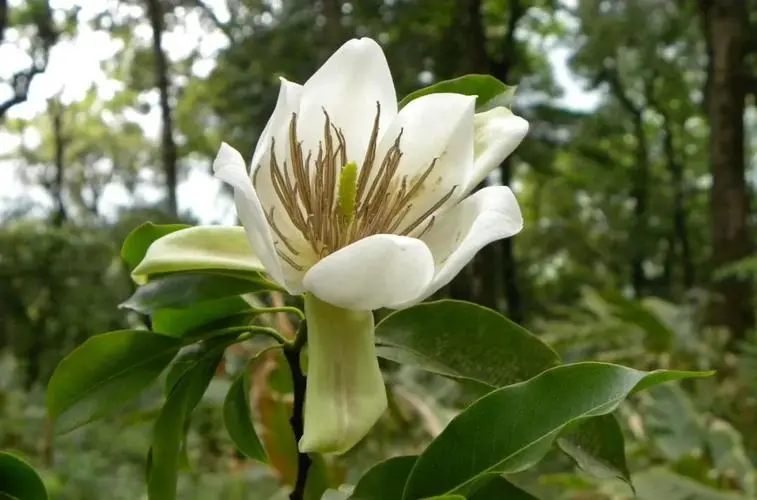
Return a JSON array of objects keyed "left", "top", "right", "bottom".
[{"left": 213, "top": 38, "right": 528, "bottom": 454}]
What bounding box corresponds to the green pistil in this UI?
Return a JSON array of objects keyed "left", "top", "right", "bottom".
[{"left": 337, "top": 161, "right": 358, "bottom": 225}]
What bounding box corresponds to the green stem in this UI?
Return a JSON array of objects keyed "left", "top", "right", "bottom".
[{"left": 181, "top": 325, "right": 289, "bottom": 346}]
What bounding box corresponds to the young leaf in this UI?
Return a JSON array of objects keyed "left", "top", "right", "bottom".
[
  {"left": 121, "top": 222, "right": 189, "bottom": 271},
  {"left": 399, "top": 75, "right": 516, "bottom": 111},
  {"left": 0, "top": 452, "right": 48, "bottom": 500},
  {"left": 350, "top": 455, "right": 417, "bottom": 500},
  {"left": 401, "top": 362, "right": 712, "bottom": 499},
  {"left": 147, "top": 352, "right": 221, "bottom": 500},
  {"left": 224, "top": 364, "right": 267, "bottom": 463},
  {"left": 375, "top": 300, "right": 559, "bottom": 388},
  {"left": 120, "top": 273, "right": 278, "bottom": 315},
  {"left": 47, "top": 330, "right": 180, "bottom": 433}
]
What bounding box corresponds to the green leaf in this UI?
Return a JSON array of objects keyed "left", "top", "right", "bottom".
[
  {"left": 120, "top": 273, "right": 278, "bottom": 315},
  {"left": 401, "top": 362, "right": 712, "bottom": 499},
  {"left": 399, "top": 75, "right": 515, "bottom": 111},
  {"left": 130, "top": 225, "right": 270, "bottom": 285},
  {"left": 375, "top": 300, "right": 559, "bottom": 388},
  {"left": 350, "top": 456, "right": 417, "bottom": 500},
  {"left": 148, "top": 351, "right": 221, "bottom": 500},
  {"left": 163, "top": 334, "right": 238, "bottom": 395},
  {"left": 557, "top": 414, "right": 632, "bottom": 485},
  {"left": 0, "top": 452, "right": 48, "bottom": 500},
  {"left": 224, "top": 365, "right": 267, "bottom": 463},
  {"left": 152, "top": 296, "right": 251, "bottom": 337},
  {"left": 47, "top": 330, "right": 181, "bottom": 433},
  {"left": 468, "top": 477, "right": 539, "bottom": 499},
  {"left": 641, "top": 383, "right": 703, "bottom": 461},
  {"left": 121, "top": 222, "right": 189, "bottom": 271}
]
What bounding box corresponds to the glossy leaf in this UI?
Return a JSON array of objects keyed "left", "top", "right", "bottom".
[
  {"left": 557, "top": 414, "right": 631, "bottom": 484},
  {"left": 47, "top": 329, "right": 180, "bottom": 433},
  {"left": 224, "top": 364, "right": 267, "bottom": 463},
  {"left": 121, "top": 222, "right": 189, "bottom": 271},
  {"left": 0, "top": 452, "right": 48, "bottom": 500},
  {"left": 399, "top": 74, "right": 515, "bottom": 111},
  {"left": 152, "top": 296, "right": 252, "bottom": 337},
  {"left": 148, "top": 351, "right": 221, "bottom": 500},
  {"left": 130, "top": 225, "right": 269, "bottom": 285},
  {"left": 350, "top": 455, "right": 417, "bottom": 500},
  {"left": 120, "top": 273, "right": 277, "bottom": 315},
  {"left": 401, "top": 362, "right": 712, "bottom": 499},
  {"left": 375, "top": 300, "right": 559, "bottom": 388}
]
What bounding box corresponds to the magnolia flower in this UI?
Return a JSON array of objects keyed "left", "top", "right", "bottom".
[{"left": 213, "top": 38, "right": 528, "bottom": 454}]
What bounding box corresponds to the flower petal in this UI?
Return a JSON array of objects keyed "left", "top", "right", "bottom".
[
  {"left": 392, "top": 185, "right": 523, "bottom": 308},
  {"left": 212, "top": 142, "right": 297, "bottom": 292},
  {"left": 464, "top": 107, "right": 529, "bottom": 193},
  {"left": 131, "top": 226, "right": 266, "bottom": 284},
  {"left": 297, "top": 38, "right": 397, "bottom": 164},
  {"left": 303, "top": 234, "right": 434, "bottom": 310},
  {"left": 371, "top": 93, "right": 476, "bottom": 233},
  {"left": 250, "top": 77, "right": 302, "bottom": 174},
  {"left": 299, "top": 294, "right": 386, "bottom": 454}
]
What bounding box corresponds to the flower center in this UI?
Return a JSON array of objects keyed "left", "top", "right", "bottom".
[{"left": 257, "top": 103, "right": 457, "bottom": 270}]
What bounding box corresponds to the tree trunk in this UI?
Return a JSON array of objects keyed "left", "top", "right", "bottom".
[
  {"left": 701, "top": 0, "right": 753, "bottom": 344},
  {"left": 145, "top": 0, "right": 179, "bottom": 218},
  {"left": 661, "top": 111, "right": 694, "bottom": 289},
  {"left": 50, "top": 99, "right": 66, "bottom": 226},
  {"left": 629, "top": 112, "right": 649, "bottom": 298}
]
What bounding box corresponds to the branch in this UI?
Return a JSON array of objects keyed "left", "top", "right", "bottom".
[
  {"left": 283, "top": 322, "right": 311, "bottom": 500},
  {"left": 0, "top": 66, "right": 46, "bottom": 119},
  {"left": 494, "top": 0, "right": 526, "bottom": 80},
  {"left": 186, "top": 0, "right": 235, "bottom": 42},
  {"left": 0, "top": 0, "right": 8, "bottom": 44}
]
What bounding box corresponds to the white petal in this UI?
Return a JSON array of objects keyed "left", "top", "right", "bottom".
[
  {"left": 297, "top": 38, "right": 397, "bottom": 164},
  {"left": 371, "top": 93, "right": 475, "bottom": 232},
  {"left": 299, "top": 294, "right": 386, "bottom": 454},
  {"left": 212, "top": 142, "right": 299, "bottom": 292},
  {"left": 303, "top": 234, "right": 434, "bottom": 310},
  {"left": 464, "top": 107, "right": 529, "bottom": 193},
  {"left": 392, "top": 186, "right": 523, "bottom": 308},
  {"left": 250, "top": 77, "right": 302, "bottom": 174}
]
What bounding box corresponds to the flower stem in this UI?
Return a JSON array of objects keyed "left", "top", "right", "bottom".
[{"left": 283, "top": 320, "right": 311, "bottom": 500}]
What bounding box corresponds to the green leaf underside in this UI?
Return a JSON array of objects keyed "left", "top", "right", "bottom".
[
  {"left": 148, "top": 351, "right": 221, "bottom": 500},
  {"left": 120, "top": 272, "right": 276, "bottom": 315},
  {"left": 163, "top": 333, "right": 238, "bottom": 395},
  {"left": 121, "top": 222, "right": 189, "bottom": 271},
  {"left": 401, "top": 362, "right": 712, "bottom": 499},
  {"left": 399, "top": 74, "right": 515, "bottom": 111},
  {"left": 224, "top": 366, "right": 267, "bottom": 463},
  {"left": 46, "top": 330, "right": 180, "bottom": 433},
  {"left": 0, "top": 452, "right": 48, "bottom": 500},
  {"left": 350, "top": 455, "right": 417, "bottom": 500},
  {"left": 375, "top": 300, "right": 559, "bottom": 388},
  {"left": 557, "top": 413, "right": 632, "bottom": 484}
]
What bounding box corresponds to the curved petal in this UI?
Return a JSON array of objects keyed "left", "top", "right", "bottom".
[
  {"left": 370, "top": 93, "right": 475, "bottom": 233},
  {"left": 297, "top": 38, "right": 397, "bottom": 165},
  {"left": 250, "top": 77, "right": 302, "bottom": 174},
  {"left": 131, "top": 226, "right": 267, "bottom": 284},
  {"left": 392, "top": 185, "right": 523, "bottom": 308},
  {"left": 212, "top": 142, "right": 299, "bottom": 292},
  {"left": 299, "top": 294, "right": 386, "bottom": 454},
  {"left": 463, "top": 107, "right": 529, "bottom": 193},
  {"left": 303, "top": 234, "right": 434, "bottom": 310}
]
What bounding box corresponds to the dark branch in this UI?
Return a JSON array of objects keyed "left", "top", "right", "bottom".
[
  {"left": 284, "top": 322, "right": 311, "bottom": 500},
  {"left": 186, "top": 0, "right": 235, "bottom": 42}
]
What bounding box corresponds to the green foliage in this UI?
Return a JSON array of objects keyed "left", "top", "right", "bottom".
[
  {"left": 223, "top": 357, "right": 268, "bottom": 463},
  {"left": 0, "top": 452, "right": 48, "bottom": 500},
  {"left": 398, "top": 75, "right": 515, "bottom": 110}
]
